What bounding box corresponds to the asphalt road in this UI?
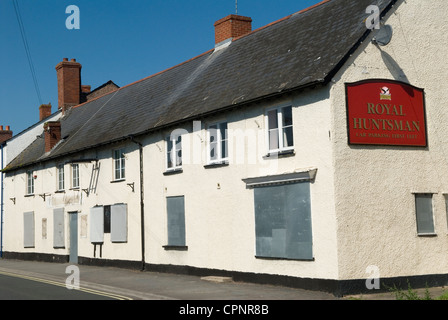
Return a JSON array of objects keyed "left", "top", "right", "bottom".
[{"left": 0, "top": 271, "right": 128, "bottom": 300}]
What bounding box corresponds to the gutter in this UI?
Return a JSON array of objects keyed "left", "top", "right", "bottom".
[{"left": 128, "top": 135, "right": 145, "bottom": 271}]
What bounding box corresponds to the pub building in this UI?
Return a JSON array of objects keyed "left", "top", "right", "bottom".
[{"left": 1, "top": 0, "right": 447, "bottom": 296}]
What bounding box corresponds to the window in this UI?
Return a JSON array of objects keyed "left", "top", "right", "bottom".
[
  {"left": 208, "top": 122, "right": 228, "bottom": 164},
  {"left": 57, "top": 164, "right": 65, "bottom": 191},
  {"left": 266, "top": 105, "right": 294, "bottom": 153},
  {"left": 53, "top": 208, "right": 65, "bottom": 248},
  {"left": 415, "top": 194, "right": 435, "bottom": 235},
  {"left": 72, "top": 164, "right": 79, "bottom": 189},
  {"left": 113, "top": 149, "right": 125, "bottom": 180},
  {"left": 104, "top": 205, "right": 111, "bottom": 234},
  {"left": 166, "top": 135, "right": 182, "bottom": 171},
  {"left": 26, "top": 171, "right": 34, "bottom": 195},
  {"left": 166, "top": 196, "right": 186, "bottom": 247},
  {"left": 89, "top": 204, "right": 127, "bottom": 244},
  {"left": 23, "top": 211, "right": 35, "bottom": 248},
  {"left": 254, "top": 182, "right": 312, "bottom": 260}
]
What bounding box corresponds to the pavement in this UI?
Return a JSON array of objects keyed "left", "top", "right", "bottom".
[{"left": 0, "top": 258, "right": 447, "bottom": 301}]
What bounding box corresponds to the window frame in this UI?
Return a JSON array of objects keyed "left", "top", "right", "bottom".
[
  {"left": 26, "top": 170, "right": 34, "bottom": 195},
  {"left": 164, "top": 195, "right": 187, "bottom": 250},
  {"left": 207, "top": 121, "right": 229, "bottom": 165},
  {"left": 57, "top": 164, "right": 65, "bottom": 191},
  {"left": 113, "top": 148, "right": 126, "bottom": 181},
  {"left": 71, "top": 164, "right": 80, "bottom": 189},
  {"left": 166, "top": 134, "right": 182, "bottom": 172},
  {"left": 265, "top": 104, "right": 294, "bottom": 154},
  {"left": 252, "top": 181, "right": 313, "bottom": 261},
  {"left": 414, "top": 193, "right": 436, "bottom": 236}
]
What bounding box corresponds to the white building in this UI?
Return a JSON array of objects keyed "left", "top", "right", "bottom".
[{"left": 2, "top": 0, "right": 447, "bottom": 296}]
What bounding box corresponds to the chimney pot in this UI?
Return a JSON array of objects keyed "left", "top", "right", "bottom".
[{"left": 63, "top": 58, "right": 68, "bottom": 61}]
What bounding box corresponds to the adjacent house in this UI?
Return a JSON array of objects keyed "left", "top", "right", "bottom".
[{"left": 2, "top": 0, "right": 447, "bottom": 296}]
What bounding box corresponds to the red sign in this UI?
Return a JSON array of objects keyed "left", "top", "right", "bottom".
[{"left": 346, "top": 80, "right": 427, "bottom": 146}]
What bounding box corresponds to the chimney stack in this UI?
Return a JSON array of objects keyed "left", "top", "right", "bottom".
[
  {"left": 0, "top": 125, "right": 13, "bottom": 144},
  {"left": 44, "top": 121, "right": 61, "bottom": 153},
  {"left": 55, "top": 58, "right": 82, "bottom": 112},
  {"left": 214, "top": 15, "right": 252, "bottom": 45},
  {"left": 39, "top": 103, "right": 52, "bottom": 122},
  {"left": 81, "top": 85, "right": 91, "bottom": 94}
]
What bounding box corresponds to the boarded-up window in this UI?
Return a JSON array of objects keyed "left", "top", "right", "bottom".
[
  {"left": 415, "top": 194, "right": 435, "bottom": 234},
  {"left": 90, "top": 206, "right": 104, "bottom": 243},
  {"left": 167, "top": 196, "right": 186, "bottom": 246},
  {"left": 53, "top": 208, "right": 65, "bottom": 248},
  {"left": 23, "top": 211, "right": 35, "bottom": 248},
  {"left": 254, "top": 182, "right": 312, "bottom": 260},
  {"left": 111, "top": 204, "right": 127, "bottom": 243}
]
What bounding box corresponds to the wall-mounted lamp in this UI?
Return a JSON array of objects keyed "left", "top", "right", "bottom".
[
  {"left": 10, "top": 198, "right": 16, "bottom": 204},
  {"left": 82, "top": 189, "right": 90, "bottom": 196},
  {"left": 127, "top": 182, "right": 135, "bottom": 192},
  {"left": 39, "top": 194, "right": 49, "bottom": 201}
]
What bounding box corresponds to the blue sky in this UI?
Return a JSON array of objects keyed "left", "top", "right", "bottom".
[{"left": 0, "top": 0, "right": 322, "bottom": 135}]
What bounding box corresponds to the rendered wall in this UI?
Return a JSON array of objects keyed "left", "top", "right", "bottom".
[
  {"left": 331, "top": 0, "right": 448, "bottom": 280},
  {"left": 142, "top": 87, "right": 340, "bottom": 280}
]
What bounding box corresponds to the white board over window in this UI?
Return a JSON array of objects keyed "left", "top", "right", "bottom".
[
  {"left": 111, "top": 204, "right": 127, "bottom": 243},
  {"left": 90, "top": 206, "right": 104, "bottom": 243}
]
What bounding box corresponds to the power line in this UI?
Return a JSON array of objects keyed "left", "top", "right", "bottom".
[{"left": 12, "top": 0, "right": 43, "bottom": 106}]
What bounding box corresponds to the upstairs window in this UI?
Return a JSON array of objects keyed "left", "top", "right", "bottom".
[
  {"left": 266, "top": 105, "right": 294, "bottom": 153},
  {"left": 113, "top": 149, "right": 125, "bottom": 181},
  {"left": 26, "top": 170, "right": 34, "bottom": 195},
  {"left": 207, "top": 122, "right": 228, "bottom": 164},
  {"left": 166, "top": 134, "right": 182, "bottom": 171},
  {"left": 57, "top": 164, "right": 65, "bottom": 191},
  {"left": 72, "top": 164, "right": 79, "bottom": 189}
]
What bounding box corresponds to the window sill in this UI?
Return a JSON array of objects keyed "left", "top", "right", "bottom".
[
  {"left": 417, "top": 233, "right": 437, "bottom": 237},
  {"left": 24, "top": 194, "right": 35, "bottom": 198},
  {"left": 70, "top": 187, "right": 80, "bottom": 191},
  {"left": 110, "top": 179, "right": 126, "bottom": 183},
  {"left": 255, "top": 256, "right": 314, "bottom": 262},
  {"left": 163, "top": 168, "right": 183, "bottom": 176},
  {"left": 55, "top": 190, "right": 65, "bottom": 194},
  {"left": 204, "top": 161, "right": 229, "bottom": 169},
  {"left": 163, "top": 245, "right": 188, "bottom": 251},
  {"left": 263, "top": 150, "right": 295, "bottom": 159}
]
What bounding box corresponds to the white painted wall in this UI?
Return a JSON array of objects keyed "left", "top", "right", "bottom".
[
  {"left": 331, "top": 0, "right": 448, "bottom": 280},
  {"left": 142, "top": 87, "right": 338, "bottom": 280},
  {"left": 3, "top": 86, "right": 338, "bottom": 280}
]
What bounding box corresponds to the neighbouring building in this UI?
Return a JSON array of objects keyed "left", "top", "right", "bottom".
[{"left": 2, "top": 0, "right": 447, "bottom": 296}]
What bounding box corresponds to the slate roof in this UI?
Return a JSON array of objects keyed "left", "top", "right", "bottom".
[{"left": 4, "top": 0, "right": 396, "bottom": 172}]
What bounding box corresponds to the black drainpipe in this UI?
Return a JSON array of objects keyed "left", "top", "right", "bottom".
[{"left": 128, "top": 135, "right": 145, "bottom": 271}]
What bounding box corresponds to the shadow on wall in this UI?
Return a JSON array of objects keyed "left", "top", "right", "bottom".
[{"left": 375, "top": 45, "right": 410, "bottom": 83}]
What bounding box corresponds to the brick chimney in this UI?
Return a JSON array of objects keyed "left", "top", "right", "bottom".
[
  {"left": 44, "top": 121, "right": 61, "bottom": 153},
  {"left": 55, "top": 58, "right": 82, "bottom": 112},
  {"left": 214, "top": 15, "right": 252, "bottom": 45},
  {"left": 81, "top": 85, "right": 91, "bottom": 94},
  {"left": 39, "top": 103, "right": 52, "bottom": 121},
  {"left": 0, "top": 126, "right": 13, "bottom": 144}
]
